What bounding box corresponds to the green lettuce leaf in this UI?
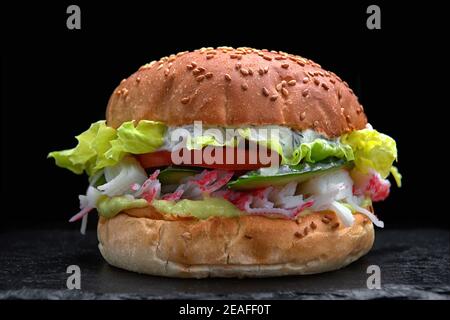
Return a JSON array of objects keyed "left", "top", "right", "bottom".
[
  {"left": 104, "top": 120, "right": 166, "bottom": 164},
  {"left": 48, "top": 120, "right": 166, "bottom": 176},
  {"left": 187, "top": 127, "right": 355, "bottom": 166},
  {"left": 97, "top": 195, "right": 148, "bottom": 218},
  {"left": 390, "top": 166, "right": 402, "bottom": 187},
  {"left": 286, "top": 139, "right": 354, "bottom": 165},
  {"left": 341, "top": 129, "right": 398, "bottom": 179}
]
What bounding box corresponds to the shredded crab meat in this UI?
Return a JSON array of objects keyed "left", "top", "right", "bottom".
[
  {"left": 301, "top": 169, "right": 384, "bottom": 227},
  {"left": 70, "top": 157, "right": 386, "bottom": 229},
  {"left": 69, "top": 206, "right": 94, "bottom": 223},
  {"left": 352, "top": 169, "right": 391, "bottom": 202},
  {"left": 213, "top": 184, "right": 314, "bottom": 219},
  {"left": 162, "top": 170, "right": 234, "bottom": 201},
  {"left": 98, "top": 156, "right": 148, "bottom": 197},
  {"left": 133, "top": 170, "right": 161, "bottom": 203}
]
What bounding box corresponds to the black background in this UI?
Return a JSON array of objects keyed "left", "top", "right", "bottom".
[{"left": 1, "top": 1, "right": 445, "bottom": 230}]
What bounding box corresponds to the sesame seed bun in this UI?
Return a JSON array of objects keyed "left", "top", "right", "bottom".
[
  {"left": 106, "top": 47, "right": 367, "bottom": 137},
  {"left": 97, "top": 211, "right": 374, "bottom": 278}
]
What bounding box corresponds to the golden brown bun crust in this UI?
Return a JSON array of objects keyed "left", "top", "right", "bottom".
[
  {"left": 97, "top": 212, "right": 374, "bottom": 278},
  {"left": 106, "top": 47, "right": 367, "bottom": 137}
]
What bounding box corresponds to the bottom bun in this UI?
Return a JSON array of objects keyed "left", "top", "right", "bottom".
[{"left": 97, "top": 212, "right": 374, "bottom": 278}]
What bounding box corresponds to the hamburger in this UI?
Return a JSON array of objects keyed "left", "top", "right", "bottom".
[{"left": 49, "top": 46, "right": 401, "bottom": 278}]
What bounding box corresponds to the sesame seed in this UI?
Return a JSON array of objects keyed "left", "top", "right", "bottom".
[
  {"left": 281, "top": 80, "right": 287, "bottom": 87},
  {"left": 324, "top": 214, "right": 333, "bottom": 220},
  {"left": 263, "top": 55, "right": 272, "bottom": 61},
  {"left": 186, "top": 64, "right": 194, "bottom": 70},
  {"left": 244, "top": 234, "right": 253, "bottom": 239},
  {"left": 302, "top": 77, "right": 310, "bottom": 83},
  {"left": 307, "top": 71, "right": 315, "bottom": 77},
  {"left": 329, "top": 78, "right": 336, "bottom": 84},
  {"left": 240, "top": 68, "right": 249, "bottom": 76},
  {"left": 191, "top": 61, "right": 197, "bottom": 68},
  {"left": 297, "top": 61, "right": 305, "bottom": 67},
  {"left": 198, "top": 67, "right": 206, "bottom": 73},
  {"left": 321, "top": 218, "right": 330, "bottom": 224},
  {"left": 275, "top": 56, "right": 286, "bottom": 60},
  {"left": 230, "top": 54, "right": 238, "bottom": 59},
  {"left": 182, "top": 232, "right": 192, "bottom": 240},
  {"left": 331, "top": 222, "right": 340, "bottom": 229},
  {"left": 281, "top": 63, "right": 289, "bottom": 69},
  {"left": 205, "top": 72, "right": 213, "bottom": 79},
  {"left": 303, "top": 227, "right": 309, "bottom": 236},
  {"left": 282, "top": 88, "right": 289, "bottom": 96},
  {"left": 270, "top": 94, "right": 278, "bottom": 101},
  {"left": 276, "top": 83, "right": 282, "bottom": 92},
  {"left": 321, "top": 83, "right": 329, "bottom": 90},
  {"left": 262, "top": 87, "right": 270, "bottom": 96},
  {"left": 181, "top": 97, "right": 190, "bottom": 104},
  {"left": 196, "top": 75, "right": 205, "bottom": 82},
  {"left": 248, "top": 68, "right": 253, "bottom": 75},
  {"left": 224, "top": 74, "right": 232, "bottom": 81},
  {"left": 310, "top": 221, "right": 317, "bottom": 230},
  {"left": 235, "top": 63, "right": 242, "bottom": 70},
  {"left": 241, "top": 83, "right": 248, "bottom": 90},
  {"left": 300, "top": 111, "right": 306, "bottom": 120},
  {"left": 168, "top": 62, "right": 173, "bottom": 68},
  {"left": 192, "top": 68, "right": 201, "bottom": 75},
  {"left": 302, "top": 89, "right": 309, "bottom": 97},
  {"left": 313, "top": 78, "right": 320, "bottom": 85},
  {"left": 338, "top": 91, "right": 342, "bottom": 100},
  {"left": 313, "top": 120, "right": 319, "bottom": 127},
  {"left": 343, "top": 81, "right": 349, "bottom": 88},
  {"left": 363, "top": 218, "right": 369, "bottom": 224},
  {"left": 115, "top": 90, "right": 121, "bottom": 96},
  {"left": 341, "top": 107, "right": 345, "bottom": 113},
  {"left": 345, "top": 114, "right": 351, "bottom": 121},
  {"left": 318, "top": 71, "right": 324, "bottom": 77},
  {"left": 136, "top": 77, "right": 141, "bottom": 83},
  {"left": 206, "top": 54, "right": 214, "bottom": 59},
  {"left": 288, "top": 79, "right": 297, "bottom": 86},
  {"left": 356, "top": 106, "right": 363, "bottom": 114},
  {"left": 264, "top": 66, "right": 269, "bottom": 73},
  {"left": 164, "top": 68, "right": 170, "bottom": 76},
  {"left": 294, "top": 231, "right": 303, "bottom": 238},
  {"left": 258, "top": 68, "right": 264, "bottom": 75},
  {"left": 120, "top": 79, "right": 126, "bottom": 84}
]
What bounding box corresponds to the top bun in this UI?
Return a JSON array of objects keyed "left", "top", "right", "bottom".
[{"left": 106, "top": 47, "right": 367, "bottom": 137}]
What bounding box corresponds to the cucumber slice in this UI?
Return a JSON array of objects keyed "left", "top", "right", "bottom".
[
  {"left": 227, "top": 158, "right": 351, "bottom": 190},
  {"left": 158, "top": 167, "right": 201, "bottom": 185}
]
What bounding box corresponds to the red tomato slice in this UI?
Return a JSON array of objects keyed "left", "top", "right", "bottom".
[
  {"left": 136, "top": 147, "right": 280, "bottom": 171},
  {"left": 136, "top": 151, "right": 172, "bottom": 168}
]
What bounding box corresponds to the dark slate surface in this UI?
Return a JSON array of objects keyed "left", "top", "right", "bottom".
[{"left": 0, "top": 227, "right": 449, "bottom": 300}]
